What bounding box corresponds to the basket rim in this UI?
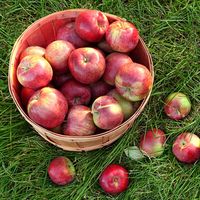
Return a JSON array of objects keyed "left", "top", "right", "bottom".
[{"left": 8, "top": 8, "right": 154, "bottom": 140}]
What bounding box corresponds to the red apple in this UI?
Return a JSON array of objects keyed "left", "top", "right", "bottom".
[
  {"left": 17, "top": 55, "right": 53, "bottom": 90},
  {"left": 115, "top": 62, "right": 153, "bottom": 101},
  {"left": 107, "top": 89, "right": 136, "bottom": 120},
  {"left": 63, "top": 105, "right": 96, "bottom": 136},
  {"left": 99, "top": 164, "right": 129, "bottom": 195},
  {"left": 68, "top": 47, "right": 106, "bottom": 84},
  {"left": 103, "top": 52, "right": 133, "bottom": 85},
  {"left": 52, "top": 73, "right": 72, "bottom": 88},
  {"left": 60, "top": 79, "right": 91, "bottom": 106},
  {"left": 27, "top": 87, "right": 68, "bottom": 128},
  {"left": 164, "top": 92, "right": 191, "bottom": 120},
  {"left": 90, "top": 80, "right": 112, "bottom": 100},
  {"left": 56, "top": 22, "right": 89, "bottom": 48},
  {"left": 45, "top": 40, "right": 75, "bottom": 74},
  {"left": 97, "top": 39, "right": 114, "bottom": 53},
  {"left": 92, "top": 96, "right": 124, "bottom": 130},
  {"left": 139, "top": 129, "right": 166, "bottom": 157},
  {"left": 75, "top": 10, "right": 109, "bottom": 42},
  {"left": 48, "top": 156, "right": 75, "bottom": 185},
  {"left": 172, "top": 132, "right": 200, "bottom": 163},
  {"left": 20, "top": 87, "right": 35, "bottom": 107},
  {"left": 20, "top": 46, "right": 46, "bottom": 61},
  {"left": 106, "top": 21, "right": 139, "bottom": 52}
]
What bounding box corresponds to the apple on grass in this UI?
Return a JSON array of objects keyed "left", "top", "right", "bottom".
[
  {"left": 75, "top": 10, "right": 109, "bottom": 42},
  {"left": 139, "top": 129, "right": 166, "bottom": 157},
  {"left": 172, "top": 132, "right": 200, "bottom": 164},
  {"left": 48, "top": 156, "right": 75, "bottom": 185},
  {"left": 92, "top": 96, "right": 124, "bottom": 130},
  {"left": 27, "top": 87, "right": 68, "bottom": 129},
  {"left": 60, "top": 79, "right": 91, "bottom": 106},
  {"left": 17, "top": 55, "right": 53, "bottom": 90},
  {"left": 99, "top": 164, "right": 129, "bottom": 195},
  {"left": 45, "top": 40, "right": 75, "bottom": 74},
  {"left": 20, "top": 46, "right": 46, "bottom": 61},
  {"left": 68, "top": 47, "right": 106, "bottom": 84},
  {"left": 63, "top": 105, "right": 96, "bottom": 136},
  {"left": 164, "top": 92, "right": 191, "bottom": 120},
  {"left": 106, "top": 21, "right": 139, "bottom": 52},
  {"left": 115, "top": 62, "right": 153, "bottom": 101},
  {"left": 103, "top": 52, "right": 133, "bottom": 85},
  {"left": 57, "top": 22, "right": 89, "bottom": 48}
]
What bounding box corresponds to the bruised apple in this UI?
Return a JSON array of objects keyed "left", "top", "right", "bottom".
[
  {"left": 164, "top": 92, "right": 191, "bottom": 120},
  {"left": 75, "top": 10, "right": 109, "bottom": 42},
  {"left": 17, "top": 55, "right": 53, "bottom": 90},
  {"left": 27, "top": 87, "right": 68, "bottom": 128},
  {"left": 106, "top": 21, "right": 139, "bottom": 52},
  {"left": 60, "top": 79, "right": 91, "bottom": 106},
  {"left": 90, "top": 80, "right": 112, "bottom": 100},
  {"left": 45, "top": 40, "right": 75, "bottom": 74},
  {"left": 92, "top": 96, "right": 124, "bottom": 130},
  {"left": 20, "top": 46, "right": 45, "bottom": 61},
  {"left": 99, "top": 164, "right": 129, "bottom": 195},
  {"left": 57, "top": 22, "right": 89, "bottom": 48},
  {"left": 48, "top": 156, "right": 75, "bottom": 185},
  {"left": 172, "top": 132, "right": 200, "bottom": 163},
  {"left": 63, "top": 105, "right": 96, "bottom": 136},
  {"left": 139, "top": 129, "right": 166, "bottom": 157},
  {"left": 115, "top": 62, "right": 153, "bottom": 101},
  {"left": 68, "top": 47, "right": 106, "bottom": 84},
  {"left": 103, "top": 52, "right": 133, "bottom": 85}
]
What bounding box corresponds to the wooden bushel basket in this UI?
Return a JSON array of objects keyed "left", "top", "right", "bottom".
[{"left": 8, "top": 9, "right": 154, "bottom": 151}]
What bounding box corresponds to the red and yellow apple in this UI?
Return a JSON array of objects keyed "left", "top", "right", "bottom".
[
  {"left": 27, "top": 87, "right": 68, "bottom": 128},
  {"left": 172, "top": 132, "right": 200, "bottom": 163},
  {"left": 92, "top": 95, "right": 124, "bottom": 130},
  {"left": 17, "top": 55, "right": 53, "bottom": 90},
  {"left": 115, "top": 62, "right": 153, "bottom": 101},
  {"left": 106, "top": 21, "right": 139, "bottom": 52},
  {"left": 75, "top": 10, "right": 109, "bottom": 42},
  {"left": 63, "top": 105, "right": 96, "bottom": 136},
  {"left": 164, "top": 92, "right": 191, "bottom": 120}
]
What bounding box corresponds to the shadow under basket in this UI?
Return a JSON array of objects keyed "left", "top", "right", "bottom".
[{"left": 8, "top": 9, "right": 154, "bottom": 152}]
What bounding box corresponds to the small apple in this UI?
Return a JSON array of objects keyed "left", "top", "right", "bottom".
[
  {"left": 99, "top": 164, "right": 129, "bottom": 195},
  {"left": 172, "top": 132, "right": 200, "bottom": 163},
  {"left": 115, "top": 62, "right": 153, "bottom": 101},
  {"left": 63, "top": 105, "right": 96, "bottom": 136},
  {"left": 45, "top": 40, "right": 75, "bottom": 74},
  {"left": 68, "top": 47, "right": 106, "bottom": 84},
  {"left": 103, "top": 52, "right": 133, "bottom": 85},
  {"left": 48, "top": 156, "right": 75, "bottom": 185},
  {"left": 60, "top": 79, "right": 91, "bottom": 106},
  {"left": 52, "top": 73, "right": 72, "bottom": 88},
  {"left": 107, "top": 89, "right": 136, "bottom": 120},
  {"left": 75, "top": 10, "right": 109, "bottom": 42},
  {"left": 20, "top": 87, "right": 35, "bottom": 107},
  {"left": 164, "top": 92, "right": 191, "bottom": 120},
  {"left": 92, "top": 95, "right": 124, "bottom": 130},
  {"left": 90, "top": 80, "right": 112, "bottom": 100},
  {"left": 139, "top": 129, "right": 166, "bottom": 157},
  {"left": 57, "top": 22, "right": 89, "bottom": 48},
  {"left": 20, "top": 46, "right": 46, "bottom": 61},
  {"left": 17, "top": 55, "right": 53, "bottom": 90},
  {"left": 27, "top": 87, "right": 68, "bottom": 128},
  {"left": 106, "top": 21, "right": 139, "bottom": 52}
]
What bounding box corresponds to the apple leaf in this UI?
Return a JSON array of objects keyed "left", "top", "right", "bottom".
[{"left": 124, "top": 146, "right": 145, "bottom": 160}]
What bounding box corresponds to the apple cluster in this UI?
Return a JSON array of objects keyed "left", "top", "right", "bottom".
[{"left": 17, "top": 9, "right": 153, "bottom": 135}]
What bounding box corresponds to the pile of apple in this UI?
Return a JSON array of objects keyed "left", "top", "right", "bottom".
[{"left": 17, "top": 9, "right": 153, "bottom": 135}]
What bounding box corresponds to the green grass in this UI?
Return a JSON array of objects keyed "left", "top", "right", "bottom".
[{"left": 0, "top": 0, "right": 200, "bottom": 199}]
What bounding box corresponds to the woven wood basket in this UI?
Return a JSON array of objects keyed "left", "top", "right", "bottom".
[{"left": 8, "top": 9, "right": 154, "bottom": 151}]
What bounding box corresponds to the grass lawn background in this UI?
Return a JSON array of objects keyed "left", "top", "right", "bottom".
[{"left": 0, "top": 0, "right": 200, "bottom": 199}]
